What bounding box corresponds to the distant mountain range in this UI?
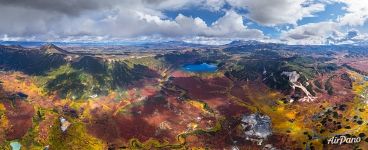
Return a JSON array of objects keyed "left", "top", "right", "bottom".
[
  {"left": 1, "top": 40, "right": 368, "bottom": 49},
  {"left": 0, "top": 40, "right": 208, "bottom": 49},
  {"left": 226, "top": 40, "right": 271, "bottom": 46}
]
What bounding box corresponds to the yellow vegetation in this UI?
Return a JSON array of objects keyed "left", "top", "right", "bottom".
[
  {"left": 0, "top": 103, "right": 5, "bottom": 113},
  {"left": 0, "top": 103, "right": 8, "bottom": 128},
  {"left": 48, "top": 118, "right": 106, "bottom": 150},
  {"left": 187, "top": 100, "right": 213, "bottom": 114},
  {"left": 0, "top": 103, "right": 9, "bottom": 146},
  {"left": 128, "top": 138, "right": 185, "bottom": 150}
]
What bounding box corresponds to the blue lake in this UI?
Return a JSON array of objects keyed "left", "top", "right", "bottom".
[{"left": 182, "top": 63, "right": 218, "bottom": 73}]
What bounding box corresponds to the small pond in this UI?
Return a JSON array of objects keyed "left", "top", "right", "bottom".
[{"left": 10, "top": 141, "right": 21, "bottom": 150}]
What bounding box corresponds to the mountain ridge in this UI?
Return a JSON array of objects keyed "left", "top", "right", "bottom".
[{"left": 40, "top": 44, "right": 71, "bottom": 54}]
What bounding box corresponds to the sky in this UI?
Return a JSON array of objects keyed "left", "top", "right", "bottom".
[{"left": 0, "top": 0, "right": 367, "bottom": 45}]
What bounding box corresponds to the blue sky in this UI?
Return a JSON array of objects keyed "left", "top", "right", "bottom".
[{"left": 0, "top": 0, "right": 367, "bottom": 45}]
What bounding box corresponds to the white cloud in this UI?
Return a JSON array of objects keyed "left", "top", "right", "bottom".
[
  {"left": 335, "top": 0, "right": 368, "bottom": 26},
  {"left": 280, "top": 22, "right": 340, "bottom": 44},
  {"left": 0, "top": 2, "right": 265, "bottom": 42},
  {"left": 227, "top": 0, "right": 325, "bottom": 26},
  {"left": 0, "top": 0, "right": 366, "bottom": 45},
  {"left": 328, "top": 30, "right": 368, "bottom": 44},
  {"left": 104, "top": 9, "right": 264, "bottom": 39},
  {"left": 278, "top": 0, "right": 368, "bottom": 45},
  {"left": 205, "top": 10, "right": 265, "bottom": 38},
  {"left": 141, "top": 0, "right": 226, "bottom": 11}
]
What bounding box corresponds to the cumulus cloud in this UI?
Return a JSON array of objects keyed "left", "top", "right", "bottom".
[
  {"left": 280, "top": 22, "right": 340, "bottom": 44},
  {"left": 141, "top": 0, "right": 225, "bottom": 11},
  {"left": 0, "top": 0, "right": 366, "bottom": 44},
  {"left": 326, "top": 30, "right": 368, "bottom": 44},
  {"left": 0, "top": 0, "right": 117, "bottom": 16},
  {"left": 0, "top": 0, "right": 265, "bottom": 42},
  {"left": 335, "top": 0, "right": 368, "bottom": 26},
  {"left": 227, "top": 0, "right": 325, "bottom": 26},
  {"left": 278, "top": 0, "right": 368, "bottom": 45},
  {"left": 280, "top": 21, "right": 368, "bottom": 45},
  {"left": 94, "top": 10, "right": 264, "bottom": 39},
  {"left": 204, "top": 11, "right": 264, "bottom": 38}
]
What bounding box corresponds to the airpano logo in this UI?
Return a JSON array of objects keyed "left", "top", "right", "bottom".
[{"left": 327, "top": 135, "right": 361, "bottom": 145}]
